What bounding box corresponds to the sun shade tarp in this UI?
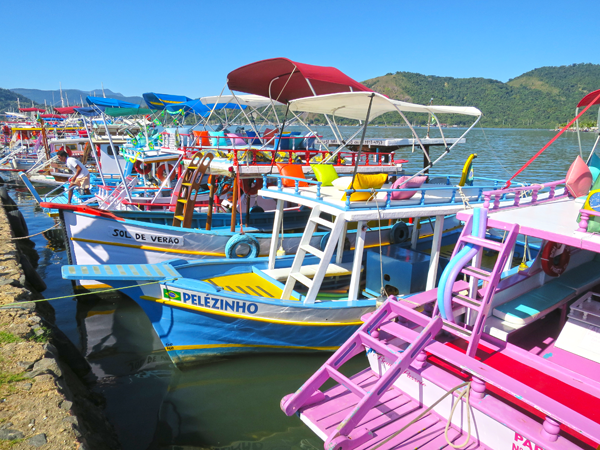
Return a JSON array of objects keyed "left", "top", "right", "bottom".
[
  {"left": 19, "top": 108, "right": 46, "bottom": 112},
  {"left": 201, "top": 94, "right": 283, "bottom": 108},
  {"left": 86, "top": 96, "right": 139, "bottom": 109},
  {"left": 165, "top": 100, "right": 211, "bottom": 117},
  {"left": 74, "top": 106, "right": 103, "bottom": 116},
  {"left": 577, "top": 89, "right": 600, "bottom": 108},
  {"left": 54, "top": 107, "right": 78, "bottom": 114},
  {"left": 143, "top": 93, "right": 193, "bottom": 110},
  {"left": 104, "top": 108, "right": 154, "bottom": 117},
  {"left": 289, "top": 92, "right": 482, "bottom": 120},
  {"left": 227, "top": 58, "right": 373, "bottom": 103}
]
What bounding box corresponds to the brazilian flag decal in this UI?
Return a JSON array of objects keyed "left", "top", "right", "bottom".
[{"left": 163, "top": 288, "right": 182, "bottom": 301}]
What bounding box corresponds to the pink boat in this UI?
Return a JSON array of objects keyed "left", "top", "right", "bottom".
[{"left": 280, "top": 90, "right": 600, "bottom": 450}]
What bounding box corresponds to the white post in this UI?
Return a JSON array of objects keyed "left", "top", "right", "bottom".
[
  {"left": 268, "top": 199, "right": 284, "bottom": 270},
  {"left": 348, "top": 221, "right": 366, "bottom": 300},
  {"left": 503, "top": 244, "right": 515, "bottom": 273},
  {"left": 426, "top": 215, "right": 445, "bottom": 290},
  {"left": 336, "top": 220, "right": 347, "bottom": 264},
  {"left": 411, "top": 217, "right": 420, "bottom": 250}
]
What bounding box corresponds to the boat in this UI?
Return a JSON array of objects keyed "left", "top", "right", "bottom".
[
  {"left": 278, "top": 89, "right": 600, "bottom": 450},
  {"left": 59, "top": 88, "right": 526, "bottom": 364}
]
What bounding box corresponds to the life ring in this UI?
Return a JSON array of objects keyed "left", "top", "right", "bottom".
[
  {"left": 389, "top": 221, "right": 410, "bottom": 244},
  {"left": 225, "top": 233, "right": 260, "bottom": 258},
  {"left": 242, "top": 178, "right": 263, "bottom": 196},
  {"left": 157, "top": 163, "right": 176, "bottom": 182},
  {"left": 320, "top": 232, "right": 351, "bottom": 252},
  {"left": 134, "top": 160, "right": 152, "bottom": 175},
  {"left": 541, "top": 241, "right": 570, "bottom": 277}
]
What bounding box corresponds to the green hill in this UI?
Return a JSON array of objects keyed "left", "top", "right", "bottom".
[
  {"left": 360, "top": 63, "right": 600, "bottom": 128},
  {"left": 0, "top": 88, "right": 42, "bottom": 116}
]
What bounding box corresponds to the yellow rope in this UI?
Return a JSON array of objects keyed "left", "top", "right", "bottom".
[{"left": 2, "top": 277, "right": 178, "bottom": 307}]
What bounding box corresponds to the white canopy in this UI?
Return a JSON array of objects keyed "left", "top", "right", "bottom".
[
  {"left": 200, "top": 94, "right": 284, "bottom": 108},
  {"left": 288, "top": 92, "right": 482, "bottom": 120}
]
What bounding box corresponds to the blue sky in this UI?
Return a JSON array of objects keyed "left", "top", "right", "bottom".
[{"left": 4, "top": 0, "right": 597, "bottom": 99}]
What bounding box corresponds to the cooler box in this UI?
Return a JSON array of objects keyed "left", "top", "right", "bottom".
[{"left": 366, "top": 245, "right": 447, "bottom": 296}]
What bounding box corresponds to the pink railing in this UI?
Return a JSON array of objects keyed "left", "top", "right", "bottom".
[
  {"left": 577, "top": 209, "right": 600, "bottom": 233},
  {"left": 482, "top": 179, "right": 567, "bottom": 211}
]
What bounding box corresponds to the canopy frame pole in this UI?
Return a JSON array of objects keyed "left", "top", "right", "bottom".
[
  {"left": 349, "top": 93, "right": 375, "bottom": 191},
  {"left": 229, "top": 91, "right": 263, "bottom": 150},
  {"left": 304, "top": 78, "right": 342, "bottom": 144},
  {"left": 83, "top": 119, "right": 106, "bottom": 186},
  {"left": 100, "top": 112, "right": 133, "bottom": 203}
]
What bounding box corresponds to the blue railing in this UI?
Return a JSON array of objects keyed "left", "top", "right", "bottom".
[{"left": 261, "top": 173, "right": 524, "bottom": 212}]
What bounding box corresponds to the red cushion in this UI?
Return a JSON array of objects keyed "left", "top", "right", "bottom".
[
  {"left": 565, "top": 156, "right": 592, "bottom": 197},
  {"left": 276, "top": 163, "right": 308, "bottom": 187}
]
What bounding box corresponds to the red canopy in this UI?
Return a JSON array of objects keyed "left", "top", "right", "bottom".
[
  {"left": 227, "top": 58, "right": 372, "bottom": 103},
  {"left": 54, "top": 107, "right": 77, "bottom": 114},
  {"left": 577, "top": 89, "right": 600, "bottom": 108},
  {"left": 19, "top": 108, "right": 46, "bottom": 112},
  {"left": 40, "top": 114, "right": 67, "bottom": 119}
]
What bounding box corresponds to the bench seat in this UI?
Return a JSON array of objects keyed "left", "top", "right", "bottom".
[
  {"left": 262, "top": 262, "right": 355, "bottom": 282},
  {"left": 489, "top": 261, "right": 600, "bottom": 337}
]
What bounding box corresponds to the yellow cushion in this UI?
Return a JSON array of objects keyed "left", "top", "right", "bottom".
[{"left": 342, "top": 173, "right": 387, "bottom": 201}]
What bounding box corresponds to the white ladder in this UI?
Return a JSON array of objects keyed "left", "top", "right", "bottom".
[{"left": 281, "top": 206, "right": 346, "bottom": 304}]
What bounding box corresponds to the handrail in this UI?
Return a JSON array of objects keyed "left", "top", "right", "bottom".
[
  {"left": 260, "top": 173, "right": 507, "bottom": 211},
  {"left": 482, "top": 179, "right": 568, "bottom": 211}
]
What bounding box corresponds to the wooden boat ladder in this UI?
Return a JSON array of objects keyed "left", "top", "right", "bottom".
[
  {"left": 281, "top": 301, "right": 443, "bottom": 449},
  {"left": 434, "top": 207, "right": 519, "bottom": 357},
  {"left": 172, "top": 152, "right": 213, "bottom": 228},
  {"left": 281, "top": 206, "right": 346, "bottom": 303}
]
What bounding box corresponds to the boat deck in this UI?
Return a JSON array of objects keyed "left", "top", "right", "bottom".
[{"left": 300, "top": 368, "right": 490, "bottom": 449}]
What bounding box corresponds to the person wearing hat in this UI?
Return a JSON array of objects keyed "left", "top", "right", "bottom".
[{"left": 56, "top": 150, "right": 91, "bottom": 204}]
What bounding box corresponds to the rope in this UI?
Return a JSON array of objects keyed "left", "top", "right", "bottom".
[
  {"left": 365, "top": 188, "right": 386, "bottom": 298},
  {"left": 456, "top": 185, "right": 473, "bottom": 209},
  {"left": 2, "top": 223, "right": 61, "bottom": 240},
  {"left": 2, "top": 277, "right": 178, "bottom": 307},
  {"left": 370, "top": 381, "right": 472, "bottom": 450}
]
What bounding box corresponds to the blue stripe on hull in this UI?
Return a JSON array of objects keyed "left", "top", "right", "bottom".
[{"left": 137, "top": 298, "right": 359, "bottom": 362}]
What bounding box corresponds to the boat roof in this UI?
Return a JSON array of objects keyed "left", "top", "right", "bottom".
[
  {"left": 458, "top": 196, "right": 600, "bottom": 253},
  {"left": 86, "top": 96, "right": 139, "bottom": 109},
  {"left": 289, "top": 92, "right": 482, "bottom": 120},
  {"left": 142, "top": 92, "right": 193, "bottom": 110},
  {"left": 577, "top": 89, "right": 600, "bottom": 108},
  {"left": 227, "top": 57, "right": 372, "bottom": 103}
]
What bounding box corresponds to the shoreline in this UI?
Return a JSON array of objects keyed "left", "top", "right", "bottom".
[{"left": 0, "top": 184, "right": 120, "bottom": 450}]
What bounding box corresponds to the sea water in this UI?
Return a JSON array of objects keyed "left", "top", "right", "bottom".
[{"left": 7, "top": 127, "right": 598, "bottom": 449}]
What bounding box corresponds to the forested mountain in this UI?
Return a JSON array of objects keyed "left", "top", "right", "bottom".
[
  {"left": 0, "top": 88, "right": 42, "bottom": 115},
  {"left": 10, "top": 88, "right": 144, "bottom": 108},
  {"left": 360, "top": 63, "right": 600, "bottom": 128}
]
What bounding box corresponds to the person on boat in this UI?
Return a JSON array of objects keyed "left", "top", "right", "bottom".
[{"left": 56, "top": 150, "right": 91, "bottom": 203}]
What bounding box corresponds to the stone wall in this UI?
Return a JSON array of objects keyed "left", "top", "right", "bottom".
[{"left": 0, "top": 192, "right": 120, "bottom": 449}]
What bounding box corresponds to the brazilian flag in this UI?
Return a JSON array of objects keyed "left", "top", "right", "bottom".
[{"left": 163, "top": 288, "right": 181, "bottom": 301}]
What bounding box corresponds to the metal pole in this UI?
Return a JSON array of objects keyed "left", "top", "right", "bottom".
[{"left": 350, "top": 93, "right": 375, "bottom": 191}]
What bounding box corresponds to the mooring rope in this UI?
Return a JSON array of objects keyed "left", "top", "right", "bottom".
[
  {"left": 2, "top": 223, "right": 61, "bottom": 240},
  {"left": 1, "top": 277, "right": 179, "bottom": 308}
]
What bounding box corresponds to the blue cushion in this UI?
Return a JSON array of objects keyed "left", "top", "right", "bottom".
[
  {"left": 209, "top": 131, "right": 227, "bottom": 147},
  {"left": 589, "top": 153, "right": 600, "bottom": 182},
  {"left": 555, "top": 261, "right": 600, "bottom": 293}
]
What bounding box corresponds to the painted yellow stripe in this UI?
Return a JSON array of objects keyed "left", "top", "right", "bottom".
[
  {"left": 71, "top": 237, "right": 229, "bottom": 257},
  {"left": 74, "top": 283, "right": 111, "bottom": 290},
  {"left": 140, "top": 295, "right": 363, "bottom": 327},
  {"left": 166, "top": 343, "right": 339, "bottom": 352}
]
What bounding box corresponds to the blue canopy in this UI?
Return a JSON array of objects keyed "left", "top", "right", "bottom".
[
  {"left": 143, "top": 93, "right": 192, "bottom": 110},
  {"left": 165, "top": 100, "right": 212, "bottom": 117},
  {"left": 86, "top": 96, "right": 139, "bottom": 109},
  {"left": 74, "top": 106, "right": 103, "bottom": 117},
  {"left": 203, "top": 102, "right": 247, "bottom": 110}
]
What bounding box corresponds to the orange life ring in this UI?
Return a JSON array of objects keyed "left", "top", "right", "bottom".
[
  {"left": 134, "top": 160, "right": 152, "bottom": 175},
  {"left": 541, "top": 241, "right": 570, "bottom": 277},
  {"left": 241, "top": 177, "right": 263, "bottom": 196},
  {"left": 157, "top": 163, "right": 176, "bottom": 182}
]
